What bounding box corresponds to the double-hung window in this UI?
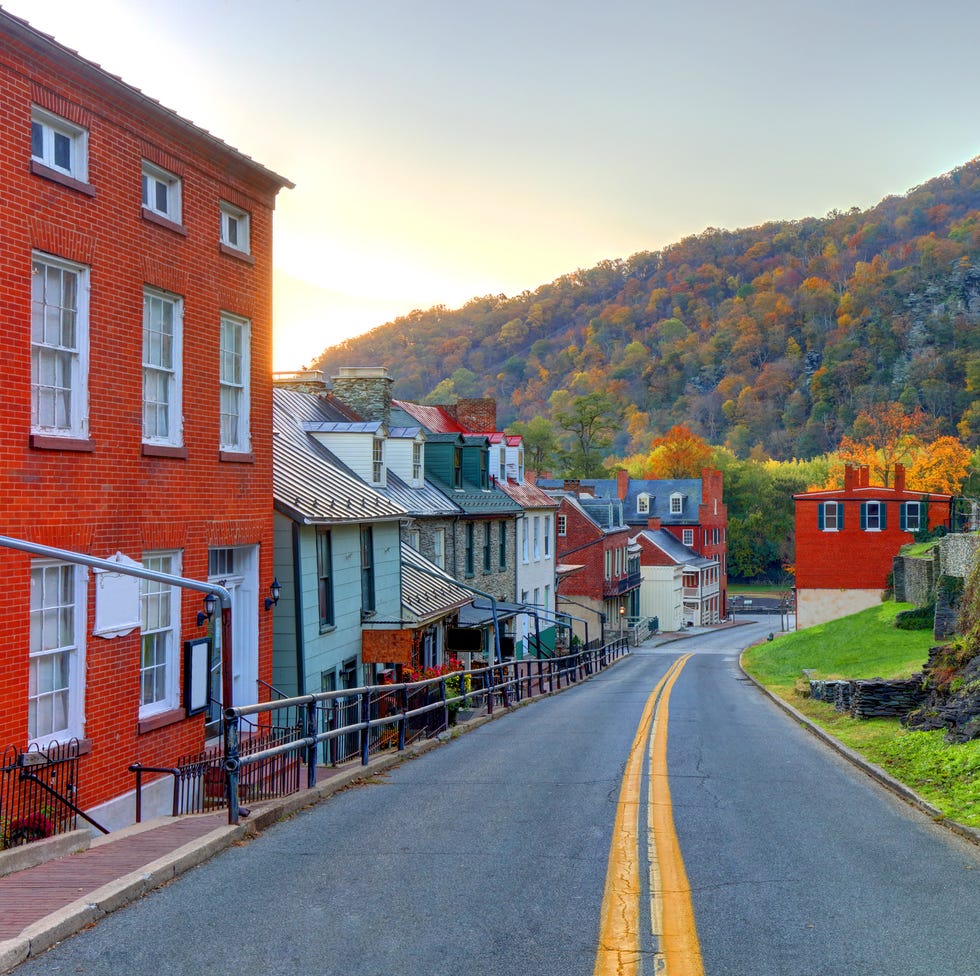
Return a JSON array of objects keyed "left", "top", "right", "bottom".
[
  {"left": 544, "top": 516, "right": 552, "bottom": 558},
  {"left": 219, "top": 201, "right": 250, "bottom": 253},
  {"left": 637, "top": 494, "right": 650, "bottom": 515},
  {"left": 522, "top": 519, "right": 529, "bottom": 563},
  {"left": 140, "top": 552, "right": 180, "bottom": 717},
  {"left": 371, "top": 437, "right": 385, "bottom": 485},
  {"left": 670, "top": 493, "right": 684, "bottom": 514},
  {"left": 317, "top": 529, "right": 334, "bottom": 629},
  {"left": 483, "top": 522, "right": 492, "bottom": 572},
  {"left": 533, "top": 517, "right": 541, "bottom": 560},
  {"left": 861, "top": 501, "right": 885, "bottom": 531},
  {"left": 220, "top": 313, "right": 251, "bottom": 453},
  {"left": 819, "top": 501, "right": 842, "bottom": 531},
  {"left": 31, "top": 253, "right": 89, "bottom": 438},
  {"left": 498, "top": 521, "right": 507, "bottom": 569},
  {"left": 29, "top": 561, "right": 85, "bottom": 745},
  {"left": 31, "top": 107, "right": 87, "bottom": 182},
  {"left": 142, "top": 161, "right": 181, "bottom": 223},
  {"left": 143, "top": 288, "right": 183, "bottom": 446},
  {"left": 465, "top": 523, "right": 475, "bottom": 577},
  {"left": 682, "top": 528, "right": 694, "bottom": 546},
  {"left": 412, "top": 441, "right": 423, "bottom": 484},
  {"left": 901, "top": 502, "right": 923, "bottom": 533},
  {"left": 557, "top": 514, "right": 567, "bottom": 537},
  {"left": 360, "top": 526, "right": 375, "bottom": 614},
  {"left": 433, "top": 528, "right": 446, "bottom": 569}
]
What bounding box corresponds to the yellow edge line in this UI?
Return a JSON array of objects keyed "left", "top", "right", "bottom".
[{"left": 593, "top": 656, "right": 688, "bottom": 976}]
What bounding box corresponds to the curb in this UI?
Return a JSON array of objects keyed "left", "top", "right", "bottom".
[{"left": 737, "top": 655, "right": 980, "bottom": 849}]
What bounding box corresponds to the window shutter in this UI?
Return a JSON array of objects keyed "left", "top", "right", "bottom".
[
  {"left": 818, "top": 503, "right": 825, "bottom": 530},
  {"left": 860, "top": 503, "right": 867, "bottom": 530},
  {"left": 838, "top": 504, "right": 844, "bottom": 530},
  {"left": 880, "top": 503, "right": 887, "bottom": 530},
  {"left": 900, "top": 504, "right": 907, "bottom": 532}
]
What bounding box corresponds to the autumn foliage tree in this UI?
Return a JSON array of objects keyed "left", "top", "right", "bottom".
[{"left": 646, "top": 425, "right": 712, "bottom": 478}]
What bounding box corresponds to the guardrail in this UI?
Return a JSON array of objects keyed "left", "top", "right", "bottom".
[{"left": 218, "top": 640, "right": 629, "bottom": 825}]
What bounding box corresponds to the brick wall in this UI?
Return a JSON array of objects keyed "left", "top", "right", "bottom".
[{"left": 0, "top": 17, "right": 289, "bottom": 814}]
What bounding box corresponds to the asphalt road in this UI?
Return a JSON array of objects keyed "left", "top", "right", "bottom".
[{"left": 16, "top": 621, "right": 980, "bottom": 975}]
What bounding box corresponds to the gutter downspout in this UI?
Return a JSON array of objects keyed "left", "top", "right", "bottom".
[{"left": 291, "top": 521, "right": 305, "bottom": 695}]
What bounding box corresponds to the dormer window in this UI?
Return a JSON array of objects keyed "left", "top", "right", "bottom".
[
  {"left": 372, "top": 437, "right": 385, "bottom": 485},
  {"left": 637, "top": 493, "right": 650, "bottom": 515},
  {"left": 499, "top": 446, "right": 507, "bottom": 479},
  {"left": 670, "top": 493, "right": 683, "bottom": 515},
  {"left": 412, "top": 440, "right": 424, "bottom": 485},
  {"left": 517, "top": 447, "right": 524, "bottom": 483},
  {"left": 480, "top": 449, "right": 489, "bottom": 489},
  {"left": 453, "top": 446, "right": 463, "bottom": 489}
]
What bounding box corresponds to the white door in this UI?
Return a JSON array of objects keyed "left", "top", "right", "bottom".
[{"left": 209, "top": 545, "right": 259, "bottom": 709}]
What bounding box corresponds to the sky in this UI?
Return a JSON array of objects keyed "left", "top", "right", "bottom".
[{"left": 6, "top": 0, "right": 980, "bottom": 371}]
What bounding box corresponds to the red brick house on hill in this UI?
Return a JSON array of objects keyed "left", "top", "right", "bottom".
[
  {"left": 793, "top": 463, "right": 952, "bottom": 628},
  {"left": 0, "top": 11, "right": 292, "bottom": 830}
]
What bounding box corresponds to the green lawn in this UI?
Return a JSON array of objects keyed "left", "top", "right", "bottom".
[{"left": 742, "top": 602, "right": 980, "bottom": 828}]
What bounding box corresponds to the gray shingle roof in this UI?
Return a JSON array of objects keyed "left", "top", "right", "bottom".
[{"left": 400, "top": 543, "right": 472, "bottom": 623}]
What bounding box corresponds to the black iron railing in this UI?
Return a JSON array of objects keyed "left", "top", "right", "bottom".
[{"left": 1, "top": 739, "right": 108, "bottom": 847}]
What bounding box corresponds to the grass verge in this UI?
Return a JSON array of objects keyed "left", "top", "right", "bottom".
[{"left": 742, "top": 602, "right": 980, "bottom": 828}]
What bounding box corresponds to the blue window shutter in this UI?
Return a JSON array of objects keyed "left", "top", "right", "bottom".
[
  {"left": 838, "top": 504, "right": 844, "bottom": 530},
  {"left": 818, "top": 503, "right": 825, "bottom": 530},
  {"left": 860, "top": 503, "right": 867, "bottom": 530}
]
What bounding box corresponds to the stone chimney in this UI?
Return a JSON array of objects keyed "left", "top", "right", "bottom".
[
  {"left": 449, "top": 398, "right": 497, "bottom": 432},
  {"left": 894, "top": 463, "right": 906, "bottom": 493},
  {"left": 331, "top": 366, "right": 392, "bottom": 428},
  {"left": 617, "top": 469, "right": 629, "bottom": 500}
]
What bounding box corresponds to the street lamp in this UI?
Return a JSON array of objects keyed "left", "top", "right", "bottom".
[{"left": 619, "top": 604, "right": 625, "bottom": 640}]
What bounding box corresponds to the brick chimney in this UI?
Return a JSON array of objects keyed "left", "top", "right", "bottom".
[
  {"left": 331, "top": 366, "right": 392, "bottom": 428},
  {"left": 894, "top": 463, "right": 906, "bottom": 493},
  {"left": 860, "top": 466, "right": 870, "bottom": 488},
  {"left": 844, "top": 465, "right": 858, "bottom": 491},
  {"left": 617, "top": 469, "right": 629, "bottom": 500},
  {"left": 647, "top": 517, "right": 661, "bottom": 530},
  {"left": 563, "top": 479, "right": 581, "bottom": 493},
  {"left": 450, "top": 398, "right": 497, "bottom": 432}
]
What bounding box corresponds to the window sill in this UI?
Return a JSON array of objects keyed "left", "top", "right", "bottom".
[
  {"left": 218, "top": 242, "right": 255, "bottom": 265},
  {"left": 27, "top": 737, "right": 92, "bottom": 756},
  {"left": 219, "top": 450, "right": 255, "bottom": 463},
  {"left": 30, "top": 433, "right": 94, "bottom": 452},
  {"left": 141, "top": 207, "right": 188, "bottom": 236},
  {"left": 138, "top": 707, "right": 186, "bottom": 735},
  {"left": 142, "top": 443, "right": 188, "bottom": 459},
  {"left": 31, "top": 160, "right": 96, "bottom": 197}
]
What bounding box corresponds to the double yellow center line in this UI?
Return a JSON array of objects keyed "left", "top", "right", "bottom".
[{"left": 593, "top": 653, "right": 704, "bottom": 976}]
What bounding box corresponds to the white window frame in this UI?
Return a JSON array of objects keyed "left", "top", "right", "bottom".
[
  {"left": 864, "top": 501, "right": 883, "bottom": 531},
  {"left": 371, "top": 437, "right": 385, "bottom": 485},
  {"left": 557, "top": 514, "right": 567, "bottom": 537},
  {"left": 29, "top": 561, "right": 86, "bottom": 746},
  {"left": 31, "top": 252, "right": 90, "bottom": 438},
  {"left": 31, "top": 106, "right": 88, "bottom": 181},
  {"left": 143, "top": 287, "right": 184, "bottom": 446},
  {"left": 604, "top": 549, "right": 612, "bottom": 580},
  {"left": 637, "top": 493, "right": 650, "bottom": 515},
  {"left": 219, "top": 312, "right": 251, "bottom": 453},
  {"left": 412, "top": 441, "right": 424, "bottom": 485},
  {"left": 139, "top": 551, "right": 181, "bottom": 717},
  {"left": 522, "top": 519, "right": 530, "bottom": 563},
  {"left": 409, "top": 528, "right": 421, "bottom": 551},
  {"left": 142, "top": 160, "right": 182, "bottom": 223},
  {"left": 533, "top": 516, "right": 541, "bottom": 560},
  {"left": 219, "top": 201, "right": 250, "bottom": 253},
  {"left": 433, "top": 528, "right": 446, "bottom": 569},
  {"left": 544, "top": 516, "right": 552, "bottom": 558},
  {"left": 682, "top": 528, "right": 694, "bottom": 546},
  {"left": 823, "top": 501, "right": 840, "bottom": 531},
  {"left": 670, "top": 493, "right": 684, "bottom": 515}
]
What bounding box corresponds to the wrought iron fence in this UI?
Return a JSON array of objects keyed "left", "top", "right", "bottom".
[{"left": 0, "top": 740, "right": 95, "bottom": 848}]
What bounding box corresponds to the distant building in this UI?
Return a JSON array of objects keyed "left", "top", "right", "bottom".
[
  {"left": 793, "top": 463, "right": 952, "bottom": 628},
  {"left": 0, "top": 10, "right": 292, "bottom": 827}
]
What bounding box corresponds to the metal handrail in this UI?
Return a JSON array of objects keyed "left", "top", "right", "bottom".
[{"left": 220, "top": 640, "right": 631, "bottom": 824}]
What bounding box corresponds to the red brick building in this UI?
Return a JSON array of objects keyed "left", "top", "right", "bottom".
[
  {"left": 793, "top": 464, "right": 952, "bottom": 629},
  {"left": 551, "top": 492, "right": 640, "bottom": 644},
  {"left": 0, "top": 11, "right": 292, "bottom": 829}
]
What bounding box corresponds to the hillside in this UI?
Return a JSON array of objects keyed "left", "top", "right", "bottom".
[{"left": 312, "top": 157, "right": 980, "bottom": 460}]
